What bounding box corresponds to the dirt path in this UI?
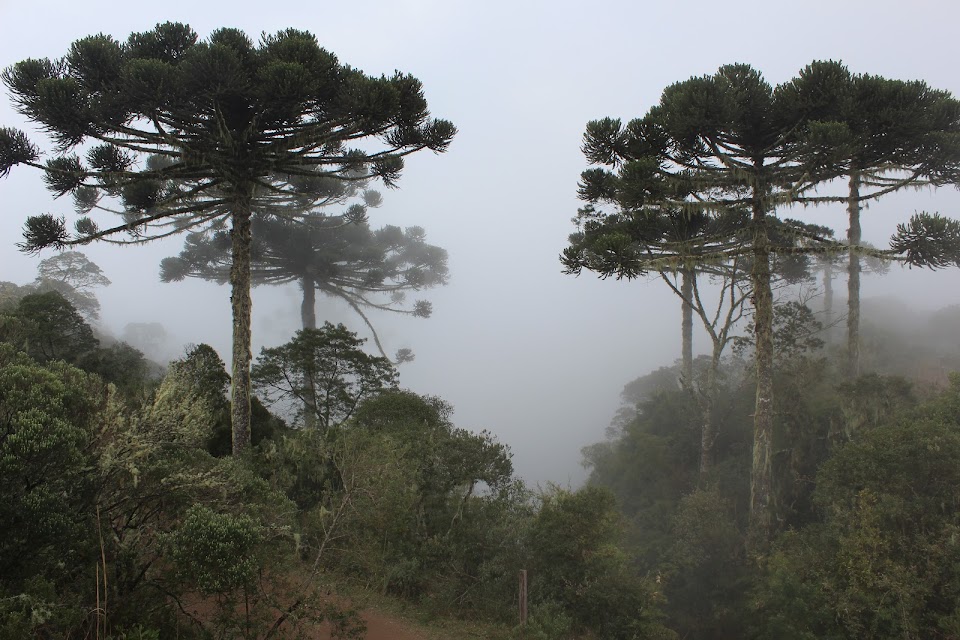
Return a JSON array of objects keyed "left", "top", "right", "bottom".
[
  {"left": 351, "top": 609, "right": 429, "bottom": 640},
  {"left": 183, "top": 594, "right": 438, "bottom": 639}
]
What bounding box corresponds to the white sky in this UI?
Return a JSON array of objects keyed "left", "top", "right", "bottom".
[{"left": 2, "top": 0, "right": 959, "bottom": 486}]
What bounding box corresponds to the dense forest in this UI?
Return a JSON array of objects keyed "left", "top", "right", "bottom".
[{"left": 2, "top": 22, "right": 960, "bottom": 640}]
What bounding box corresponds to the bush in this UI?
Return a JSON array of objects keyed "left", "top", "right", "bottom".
[{"left": 527, "top": 486, "right": 675, "bottom": 639}]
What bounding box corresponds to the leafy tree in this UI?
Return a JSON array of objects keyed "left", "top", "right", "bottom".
[
  {"left": 80, "top": 340, "right": 152, "bottom": 398},
  {"left": 1, "top": 23, "right": 455, "bottom": 454},
  {"left": 32, "top": 250, "right": 110, "bottom": 320},
  {"left": 153, "top": 343, "right": 284, "bottom": 456},
  {"left": 527, "top": 485, "right": 676, "bottom": 639},
  {"left": 162, "top": 214, "right": 448, "bottom": 356},
  {"left": 0, "top": 290, "right": 98, "bottom": 363},
  {"left": 0, "top": 344, "right": 102, "bottom": 589},
  {"left": 0, "top": 281, "right": 32, "bottom": 311},
  {"left": 584, "top": 370, "right": 752, "bottom": 570},
  {"left": 353, "top": 390, "right": 514, "bottom": 505},
  {"left": 260, "top": 388, "right": 520, "bottom": 616},
  {"left": 660, "top": 487, "right": 749, "bottom": 640},
  {"left": 252, "top": 323, "right": 397, "bottom": 431},
  {"left": 0, "top": 289, "right": 153, "bottom": 398}
]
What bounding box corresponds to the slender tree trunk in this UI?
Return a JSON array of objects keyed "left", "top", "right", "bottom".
[
  {"left": 300, "top": 276, "right": 317, "bottom": 330},
  {"left": 823, "top": 261, "right": 833, "bottom": 330},
  {"left": 748, "top": 173, "right": 775, "bottom": 552},
  {"left": 846, "top": 171, "right": 862, "bottom": 377},
  {"left": 680, "top": 268, "right": 694, "bottom": 390},
  {"left": 699, "top": 350, "right": 721, "bottom": 480},
  {"left": 230, "top": 203, "right": 253, "bottom": 455},
  {"left": 300, "top": 275, "right": 318, "bottom": 430}
]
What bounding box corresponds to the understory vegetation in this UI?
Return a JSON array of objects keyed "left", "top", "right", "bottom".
[
  {"left": 0, "top": 287, "right": 678, "bottom": 639},
  {"left": 4, "top": 276, "right": 960, "bottom": 639}
]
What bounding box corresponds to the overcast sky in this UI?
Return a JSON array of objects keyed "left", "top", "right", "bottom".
[{"left": 2, "top": 0, "right": 959, "bottom": 487}]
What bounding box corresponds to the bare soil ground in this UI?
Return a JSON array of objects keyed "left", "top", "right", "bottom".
[
  {"left": 178, "top": 577, "right": 447, "bottom": 639},
  {"left": 314, "top": 608, "right": 429, "bottom": 640}
]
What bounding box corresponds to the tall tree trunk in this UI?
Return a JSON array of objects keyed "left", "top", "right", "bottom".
[
  {"left": 230, "top": 204, "right": 253, "bottom": 455},
  {"left": 748, "top": 175, "right": 775, "bottom": 553},
  {"left": 846, "top": 171, "right": 862, "bottom": 377},
  {"left": 300, "top": 275, "right": 318, "bottom": 430},
  {"left": 681, "top": 268, "right": 694, "bottom": 390}
]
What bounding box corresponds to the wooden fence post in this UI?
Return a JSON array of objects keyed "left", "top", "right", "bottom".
[{"left": 519, "top": 569, "right": 528, "bottom": 626}]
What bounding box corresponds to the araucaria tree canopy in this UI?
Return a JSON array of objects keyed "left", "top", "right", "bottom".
[
  {"left": 567, "top": 61, "right": 960, "bottom": 549},
  {"left": 161, "top": 214, "right": 449, "bottom": 355},
  {"left": 0, "top": 23, "right": 456, "bottom": 454}
]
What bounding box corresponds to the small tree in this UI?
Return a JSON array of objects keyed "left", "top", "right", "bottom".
[
  {"left": 251, "top": 322, "right": 397, "bottom": 431},
  {"left": 33, "top": 250, "right": 110, "bottom": 320},
  {"left": 1, "top": 23, "right": 455, "bottom": 454},
  {"left": 0, "top": 290, "right": 98, "bottom": 363},
  {"left": 527, "top": 485, "right": 675, "bottom": 639}
]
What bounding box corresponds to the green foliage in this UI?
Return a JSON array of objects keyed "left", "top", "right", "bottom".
[
  {"left": 585, "top": 377, "right": 752, "bottom": 568},
  {"left": 150, "top": 343, "right": 284, "bottom": 456},
  {"left": 571, "top": 59, "right": 960, "bottom": 551},
  {"left": 0, "top": 290, "right": 155, "bottom": 401},
  {"left": 0, "top": 344, "right": 102, "bottom": 587},
  {"left": 527, "top": 485, "right": 676, "bottom": 639},
  {"left": 0, "top": 290, "right": 98, "bottom": 363},
  {"left": 347, "top": 390, "right": 518, "bottom": 609},
  {"left": 836, "top": 373, "right": 915, "bottom": 438},
  {"left": 756, "top": 379, "right": 960, "bottom": 639},
  {"left": 0, "top": 280, "right": 31, "bottom": 311},
  {"left": 891, "top": 212, "right": 960, "bottom": 268},
  {"left": 252, "top": 323, "right": 398, "bottom": 430},
  {"left": 167, "top": 505, "right": 262, "bottom": 595},
  {"left": 512, "top": 601, "right": 575, "bottom": 640},
  {"left": 80, "top": 340, "right": 152, "bottom": 398},
  {"left": 258, "top": 388, "right": 526, "bottom": 623},
  {"left": 0, "top": 333, "right": 304, "bottom": 638},
  {"left": 659, "top": 488, "right": 750, "bottom": 640}
]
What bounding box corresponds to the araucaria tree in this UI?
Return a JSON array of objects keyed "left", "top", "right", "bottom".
[
  {"left": 563, "top": 203, "right": 754, "bottom": 478},
  {"left": 0, "top": 23, "right": 455, "bottom": 454},
  {"left": 781, "top": 68, "right": 960, "bottom": 375},
  {"left": 574, "top": 65, "right": 841, "bottom": 546},
  {"left": 161, "top": 214, "right": 449, "bottom": 355},
  {"left": 572, "top": 62, "right": 960, "bottom": 548}
]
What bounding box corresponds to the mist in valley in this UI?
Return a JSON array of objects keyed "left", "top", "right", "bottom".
[
  {"left": 3, "top": 2, "right": 959, "bottom": 489},
  {"left": 3, "top": 2, "right": 960, "bottom": 638}
]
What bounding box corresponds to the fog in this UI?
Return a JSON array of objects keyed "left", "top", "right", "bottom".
[{"left": 2, "top": 0, "right": 959, "bottom": 487}]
